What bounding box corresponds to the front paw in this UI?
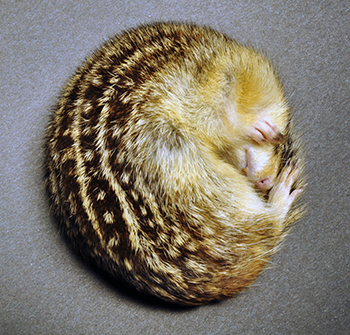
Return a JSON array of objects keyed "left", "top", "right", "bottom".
[{"left": 248, "top": 117, "right": 284, "bottom": 144}]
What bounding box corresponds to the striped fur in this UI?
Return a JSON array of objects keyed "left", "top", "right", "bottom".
[{"left": 46, "top": 23, "right": 304, "bottom": 305}]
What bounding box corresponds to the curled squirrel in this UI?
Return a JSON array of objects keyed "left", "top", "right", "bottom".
[{"left": 46, "top": 23, "right": 305, "bottom": 305}]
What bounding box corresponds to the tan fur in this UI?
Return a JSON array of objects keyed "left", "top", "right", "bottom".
[{"left": 46, "top": 23, "right": 305, "bottom": 305}]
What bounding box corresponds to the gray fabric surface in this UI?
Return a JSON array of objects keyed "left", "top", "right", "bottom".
[{"left": 1, "top": 1, "right": 349, "bottom": 334}]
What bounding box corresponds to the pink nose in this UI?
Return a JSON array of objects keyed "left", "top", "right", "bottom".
[{"left": 255, "top": 177, "right": 273, "bottom": 190}]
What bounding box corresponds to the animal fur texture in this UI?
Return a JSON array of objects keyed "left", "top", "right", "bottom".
[{"left": 46, "top": 23, "right": 305, "bottom": 305}]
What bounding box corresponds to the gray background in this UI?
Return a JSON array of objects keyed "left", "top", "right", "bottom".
[{"left": 1, "top": 1, "right": 349, "bottom": 334}]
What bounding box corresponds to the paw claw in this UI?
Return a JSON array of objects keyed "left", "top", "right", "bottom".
[
  {"left": 289, "top": 185, "right": 305, "bottom": 203},
  {"left": 249, "top": 118, "right": 284, "bottom": 144}
]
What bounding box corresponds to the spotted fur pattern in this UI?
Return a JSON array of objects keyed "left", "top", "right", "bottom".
[{"left": 46, "top": 23, "right": 304, "bottom": 305}]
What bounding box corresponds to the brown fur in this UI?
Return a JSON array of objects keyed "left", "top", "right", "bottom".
[{"left": 46, "top": 23, "right": 305, "bottom": 305}]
